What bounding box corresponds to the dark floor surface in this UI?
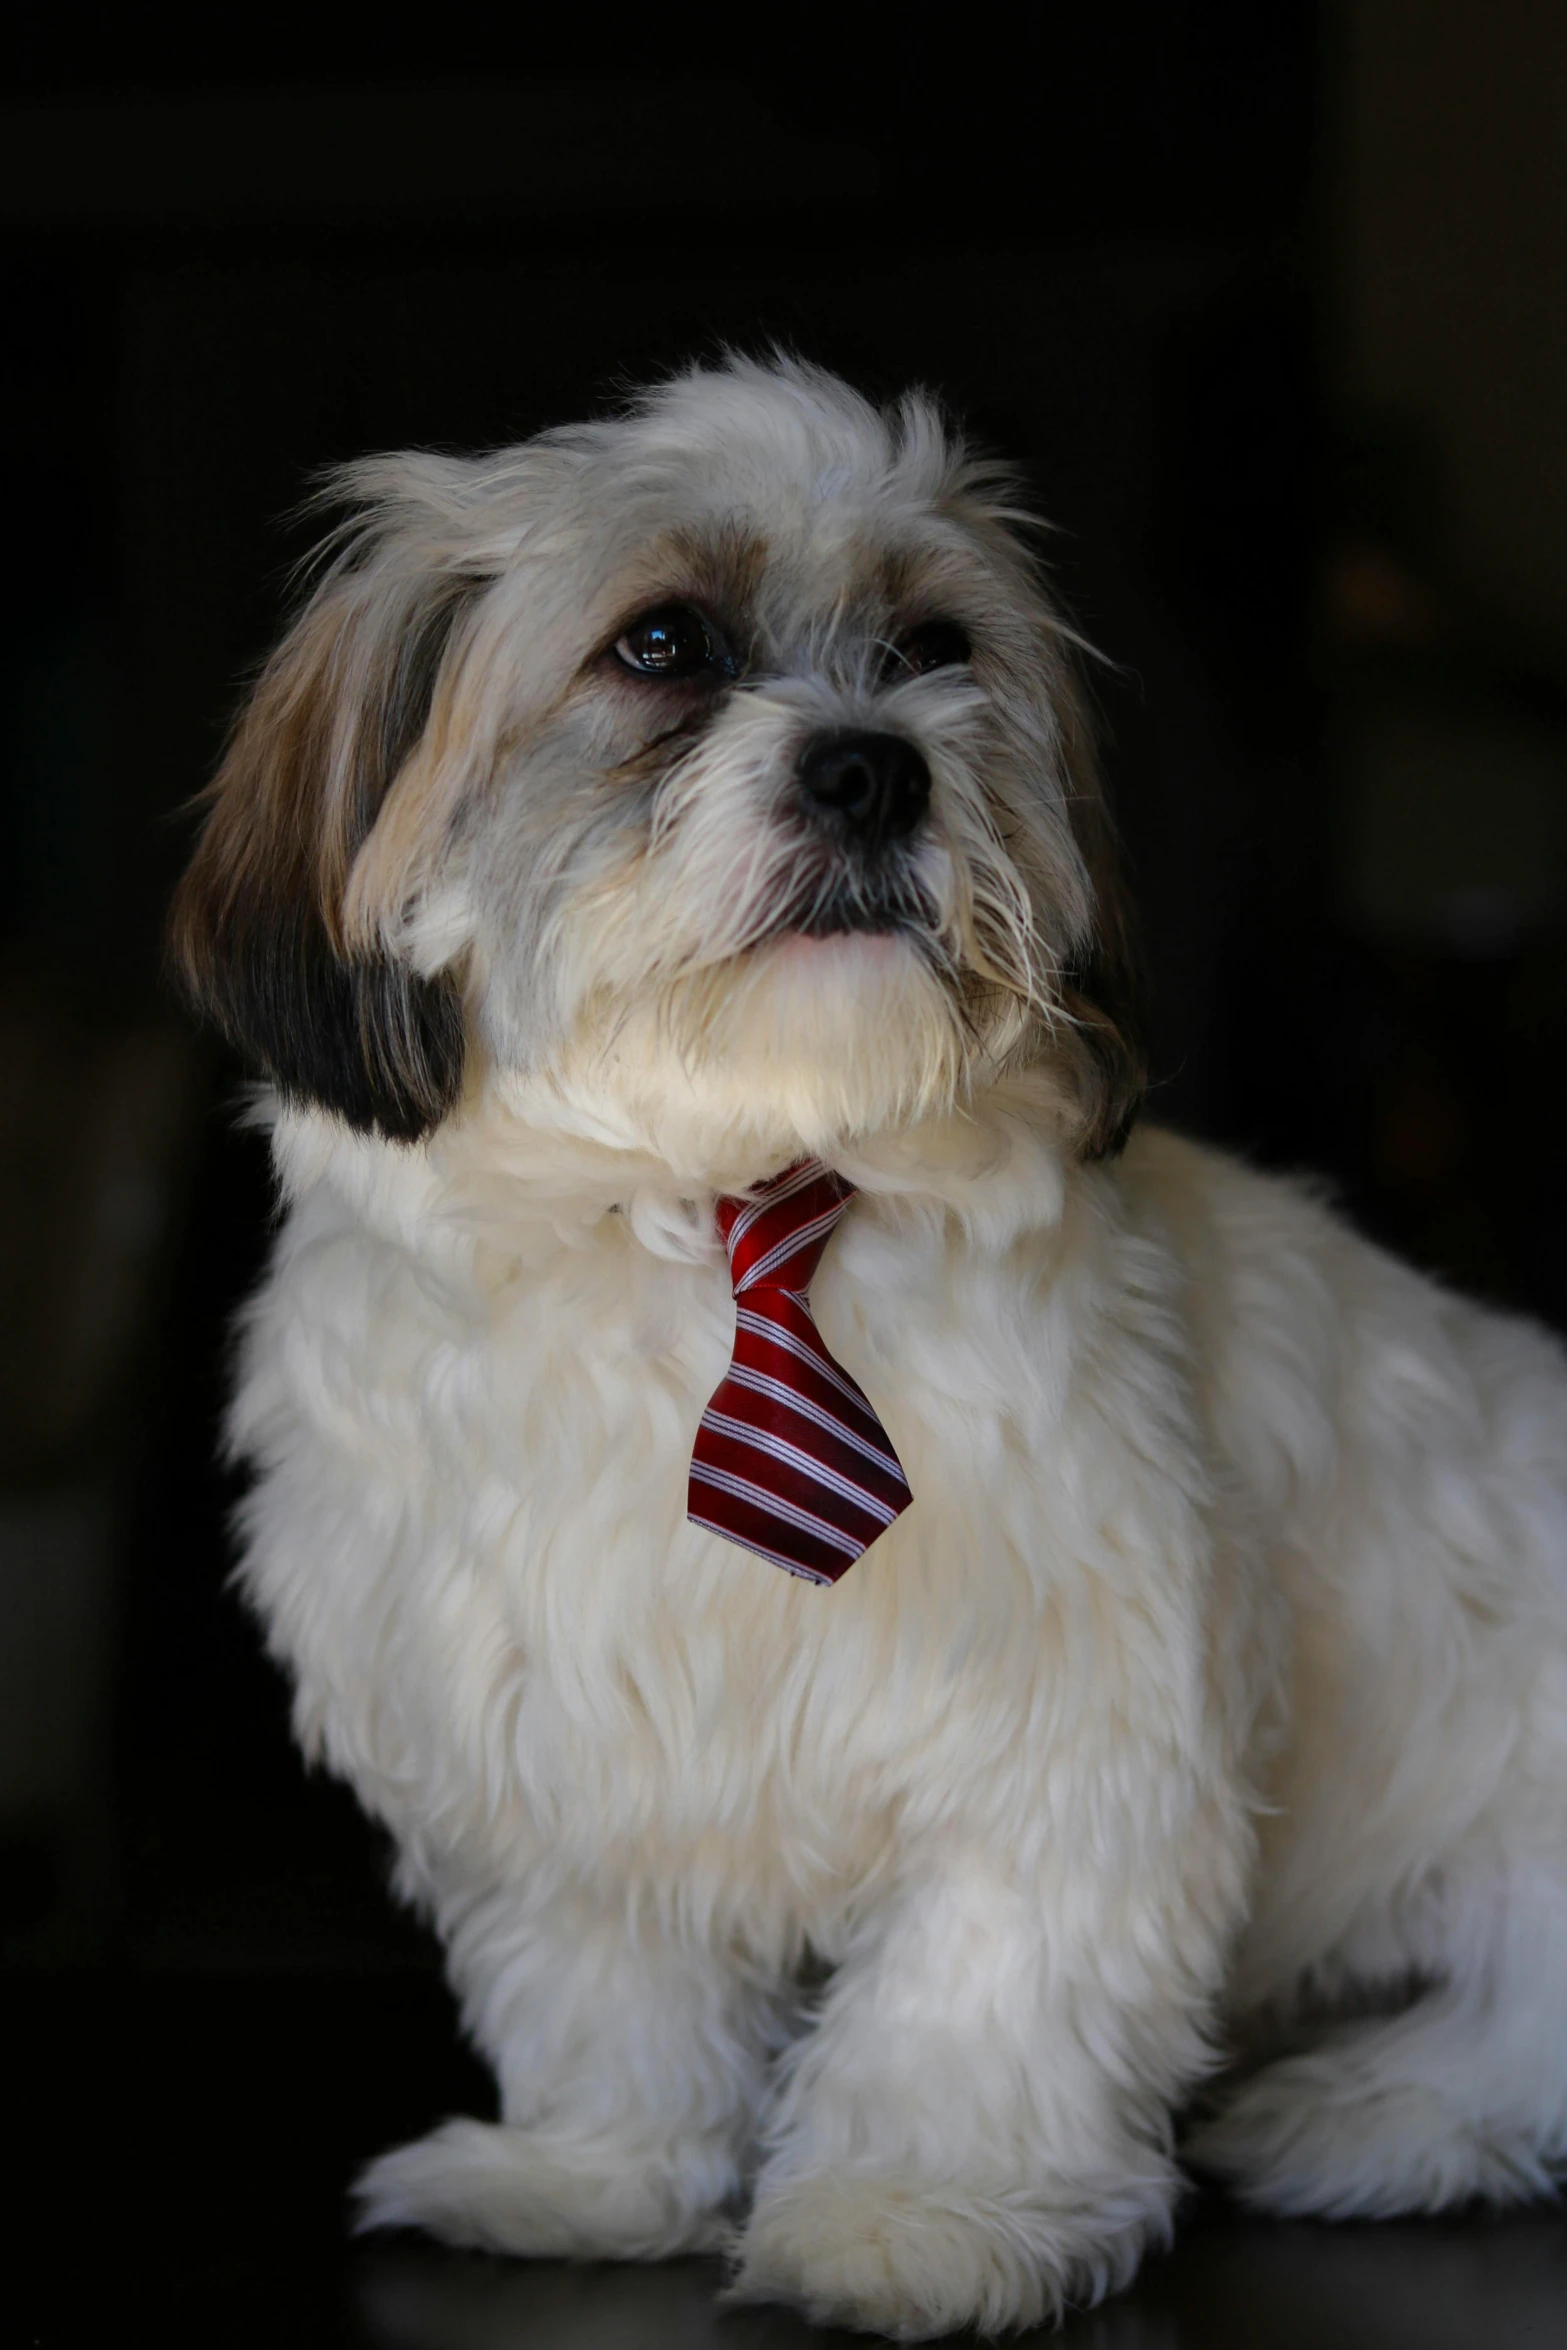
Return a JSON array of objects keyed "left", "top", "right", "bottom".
[{"left": 10, "top": 1970, "right": 1566, "bottom": 2350}]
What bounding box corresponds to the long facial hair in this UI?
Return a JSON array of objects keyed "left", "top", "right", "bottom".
[{"left": 171, "top": 357, "right": 1144, "bottom": 1169}]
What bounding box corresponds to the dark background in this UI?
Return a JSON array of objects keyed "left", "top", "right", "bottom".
[{"left": 4, "top": 9, "right": 1567, "bottom": 2344}]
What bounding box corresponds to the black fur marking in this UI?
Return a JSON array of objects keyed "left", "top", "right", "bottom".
[
  {"left": 171, "top": 565, "right": 482, "bottom": 1143},
  {"left": 197, "top": 903, "right": 466, "bottom": 1144},
  {"left": 1064, "top": 934, "right": 1146, "bottom": 1161},
  {"left": 374, "top": 577, "right": 480, "bottom": 807}
]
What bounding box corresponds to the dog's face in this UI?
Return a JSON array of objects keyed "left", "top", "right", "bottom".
[{"left": 172, "top": 358, "right": 1141, "bottom": 1171}]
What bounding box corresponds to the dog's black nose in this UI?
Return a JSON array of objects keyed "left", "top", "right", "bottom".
[{"left": 797, "top": 731, "right": 931, "bottom": 852}]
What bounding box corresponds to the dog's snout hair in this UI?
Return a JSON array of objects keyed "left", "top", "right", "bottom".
[{"left": 171, "top": 353, "right": 1145, "bottom": 1161}]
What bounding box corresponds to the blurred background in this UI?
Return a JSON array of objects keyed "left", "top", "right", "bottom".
[{"left": 3, "top": 4, "right": 1565, "bottom": 2337}]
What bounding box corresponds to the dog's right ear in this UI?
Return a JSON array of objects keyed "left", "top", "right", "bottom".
[
  {"left": 169, "top": 527, "right": 484, "bottom": 1143},
  {"left": 1054, "top": 673, "right": 1147, "bottom": 1161}
]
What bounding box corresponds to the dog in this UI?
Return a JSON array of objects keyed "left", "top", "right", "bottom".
[{"left": 170, "top": 356, "right": 1567, "bottom": 2338}]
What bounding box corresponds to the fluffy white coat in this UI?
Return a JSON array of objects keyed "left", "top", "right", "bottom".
[
  {"left": 177, "top": 361, "right": 1567, "bottom": 2338},
  {"left": 235, "top": 1077, "right": 1567, "bottom": 2335}
]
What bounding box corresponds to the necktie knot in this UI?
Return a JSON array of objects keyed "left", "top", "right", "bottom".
[
  {"left": 689, "top": 1159, "right": 913, "bottom": 1585},
  {"left": 716, "top": 1161, "right": 857, "bottom": 1298}
]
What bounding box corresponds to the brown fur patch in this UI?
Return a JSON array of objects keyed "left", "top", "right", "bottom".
[{"left": 169, "top": 566, "right": 478, "bottom": 1141}]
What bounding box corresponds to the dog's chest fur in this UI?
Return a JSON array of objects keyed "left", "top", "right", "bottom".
[{"left": 233, "top": 1114, "right": 1227, "bottom": 1939}]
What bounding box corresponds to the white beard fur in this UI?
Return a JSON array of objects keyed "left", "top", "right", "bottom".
[{"left": 231, "top": 1068, "right": 1567, "bottom": 2337}]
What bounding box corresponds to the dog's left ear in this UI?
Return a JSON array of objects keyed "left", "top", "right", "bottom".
[
  {"left": 170, "top": 529, "right": 483, "bottom": 1143},
  {"left": 1056, "top": 683, "right": 1147, "bottom": 1160}
]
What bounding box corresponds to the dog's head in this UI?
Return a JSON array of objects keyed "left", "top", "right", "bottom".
[{"left": 171, "top": 356, "right": 1142, "bottom": 1171}]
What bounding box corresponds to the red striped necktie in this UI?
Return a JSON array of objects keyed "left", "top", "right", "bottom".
[{"left": 688, "top": 1160, "right": 913, "bottom": 1585}]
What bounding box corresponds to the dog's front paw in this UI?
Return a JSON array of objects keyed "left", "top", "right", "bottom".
[
  {"left": 355, "top": 2118, "right": 733, "bottom": 2259},
  {"left": 728, "top": 2166, "right": 1173, "bottom": 2341}
]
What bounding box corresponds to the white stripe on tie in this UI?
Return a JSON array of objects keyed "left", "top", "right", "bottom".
[
  {"left": 737, "top": 1204, "right": 848, "bottom": 1291},
  {"left": 689, "top": 1462, "right": 863, "bottom": 1554},
  {"left": 724, "top": 1160, "right": 823, "bottom": 1253},
  {"left": 733, "top": 1307, "right": 873, "bottom": 1411},
  {"left": 720, "top": 1363, "right": 900, "bottom": 1469},
  {"left": 698, "top": 1410, "right": 899, "bottom": 1525}
]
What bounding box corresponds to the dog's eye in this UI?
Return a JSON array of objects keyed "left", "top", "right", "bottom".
[
  {"left": 886, "top": 620, "right": 971, "bottom": 680},
  {"left": 614, "top": 604, "right": 732, "bottom": 681}
]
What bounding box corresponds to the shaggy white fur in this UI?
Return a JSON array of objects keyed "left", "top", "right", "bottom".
[{"left": 177, "top": 360, "right": 1567, "bottom": 2338}]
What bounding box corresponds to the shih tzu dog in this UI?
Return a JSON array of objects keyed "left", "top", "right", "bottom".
[{"left": 171, "top": 357, "right": 1567, "bottom": 2339}]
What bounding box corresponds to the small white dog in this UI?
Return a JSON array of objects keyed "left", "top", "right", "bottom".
[{"left": 172, "top": 357, "right": 1567, "bottom": 2338}]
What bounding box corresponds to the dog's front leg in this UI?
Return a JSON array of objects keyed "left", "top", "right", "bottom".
[
  {"left": 732, "top": 1843, "right": 1224, "bottom": 2339},
  {"left": 356, "top": 1875, "right": 780, "bottom": 2259}
]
